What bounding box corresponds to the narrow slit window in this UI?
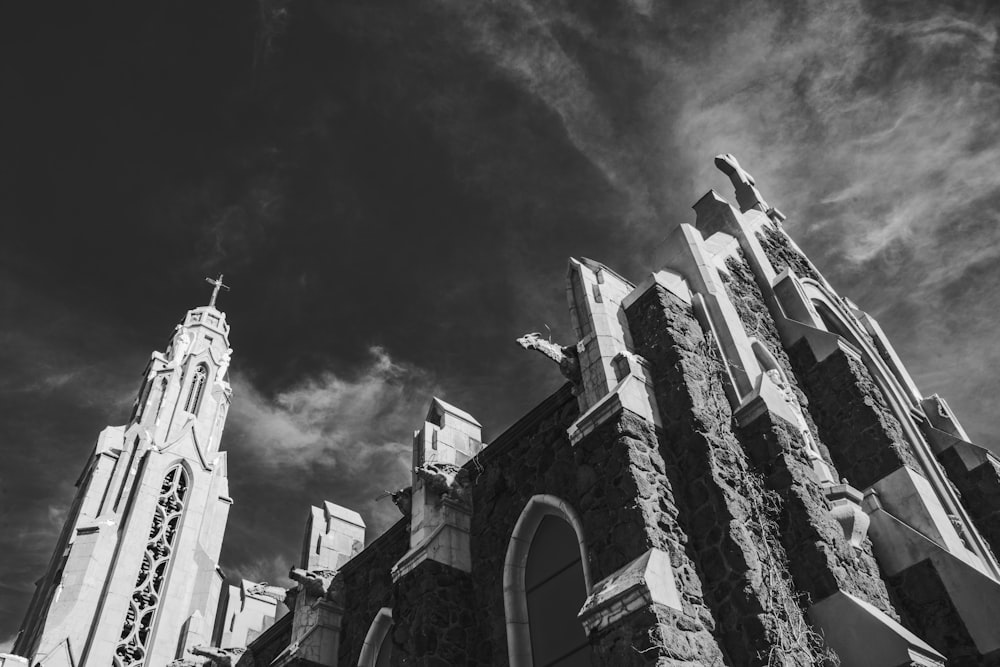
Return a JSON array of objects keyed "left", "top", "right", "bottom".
[{"left": 184, "top": 364, "right": 208, "bottom": 414}]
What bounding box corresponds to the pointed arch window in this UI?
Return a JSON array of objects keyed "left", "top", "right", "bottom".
[
  {"left": 114, "top": 465, "right": 188, "bottom": 667},
  {"left": 504, "top": 495, "right": 592, "bottom": 667},
  {"left": 184, "top": 364, "right": 208, "bottom": 414}
]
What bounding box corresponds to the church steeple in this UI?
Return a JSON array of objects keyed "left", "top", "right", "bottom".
[
  {"left": 14, "top": 280, "right": 237, "bottom": 667},
  {"left": 129, "top": 279, "right": 234, "bottom": 458}
]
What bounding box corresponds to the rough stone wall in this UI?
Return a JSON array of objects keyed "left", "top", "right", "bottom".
[
  {"left": 786, "top": 328, "right": 991, "bottom": 663},
  {"left": 721, "top": 253, "right": 833, "bottom": 467},
  {"left": 392, "top": 560, "right": 479, "bottom": 666},
  {"left": 787, "top": 342, "right": 918, "bottom": 489},
  {"left": 576, "top": 411, "right": 727, "bottom": 666},
  {"left": 466, "top": 387, "right": 579, "bottom": 666},
  {"left": 468, "top": 386, "right": 726, "bottom": 665},
  {"left": 737, "top": 413, "right": 896, "bottom": 613},
  {"left": 336, "top": 520, "right": 410, "bottom": 666},
  {"left": 722, "top": 252, "right": 897, "bottom": 615},
  {"left": 754, "top": 223, "right": 821, "bottom": 284},
  {"left": 938, "top": 448, "right": 1000, "bottom": 565},
  {"left": 625, "top": 284, "right": 821, "bottom": 666}
]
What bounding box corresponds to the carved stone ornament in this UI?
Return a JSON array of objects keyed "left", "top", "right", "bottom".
[
  {"left": 414, "top": 461, "right": 472, "bottom": 506},
  {"left": 166, "top": 659, "right": 206, "bottom": 667},
  {"left": 825, "top": 482, "right": 870, "bottom": 550},
  {"left": 763, "top": 369, "right": 834, "bottom": 483},
  {"left": 189, "top": 646, "right": 256, "bottom": 667},
  {"left": 244, "top": 582, "right": 288, "bottom": 603},
  {"left": 215, "top": 348, "right": 233, "bottom": 386},
  {"left": 516, "top": 332, "right": 581, "bottom": 385},
  {"left": 391, "top": 486, "right": 413, "bottom": 516},
  {"left": 169, "top": 326, "right": 192, "bottom": 366},
  {"left": 288, "top": 567, "right": 339, "bottom": 601}
]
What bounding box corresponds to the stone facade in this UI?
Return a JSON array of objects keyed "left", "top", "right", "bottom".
[
  {"left": 21, "top": 156, "right": 1000, "bottom": 667},
  {"left": 212, "top": 156, "right": 1000, "bottom": 667}
]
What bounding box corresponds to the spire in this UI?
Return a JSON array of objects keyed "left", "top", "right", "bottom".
[{"left": 205, "top": 274, "right": 229, "bottom": 309}]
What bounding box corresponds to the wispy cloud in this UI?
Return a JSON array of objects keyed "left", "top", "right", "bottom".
[
  {"left": 671, "top": 2, "right": 1000, "bottom": 269},
  {"left": 229, "top": 346, "right": 435, "bottom": 474},
  {"left": 220, "top": 346, "right": 443, "bottom": 582}
]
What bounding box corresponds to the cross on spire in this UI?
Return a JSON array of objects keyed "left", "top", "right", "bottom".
[{"left": 205, "top": 274, "right": 230, "bottom": 308}]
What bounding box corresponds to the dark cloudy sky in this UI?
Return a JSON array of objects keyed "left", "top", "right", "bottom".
[{"left": 3, "top": 0, "right": 1000, "bottom": 647}]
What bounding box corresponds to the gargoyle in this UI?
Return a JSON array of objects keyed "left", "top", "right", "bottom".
[
  {"left": 244, "top": 582, "right": 288, "bottom": 603},
  {"left": 516, "top": 333, "right": 581, "bottom": 385},
  {"left": 166, "top": 659, "right": 207, "bottom": 667},
  {"left": 190, "top": 646, "right": 256, "bottom": 667},
  {"left": 391, "top": 486, "right": 412, "bottom": 516},
  {"left": 288, "top": 567, "right": 339, "bottom": 601},
  {"left": 414, "top": 462, "right": 471, "bottom": 506}
]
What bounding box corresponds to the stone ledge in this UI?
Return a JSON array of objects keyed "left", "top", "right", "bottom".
[
  {"left": 577, "top": 548, "right": 681, "bottom": 634},
  {"left": 567, "top": 374, "right": 659, "bottom": 446},
  {"left": 808, "top": 591, "right": 944, "bottom": 667},
  {"left": 391, "top": 506, "right": 471, "bottom": 582}
]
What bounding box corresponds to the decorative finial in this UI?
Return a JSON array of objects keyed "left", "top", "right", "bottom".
[
  {"left": 713, "top": 154, "right": 786, "bottom": 222},
  {"left": 205, "top": 274, "right": 230, "bottom": 308}
]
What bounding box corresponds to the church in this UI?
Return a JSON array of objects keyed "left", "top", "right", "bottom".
[{"left": 10, "top": 155, "right": 1000, "bottom": 666}]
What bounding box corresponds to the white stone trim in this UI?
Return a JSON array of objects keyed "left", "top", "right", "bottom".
[
  {"left": 808, "top": 591, "right": 944, "bottom": 666},
  {"left": 577, "top": 548, "right": 682, "bottom": 633},
  {"left": 503, "top": 495, "right": 592, "bottom": 667},
  {"left": 357, "top": 608, "right": 392, "bottom": 667}
]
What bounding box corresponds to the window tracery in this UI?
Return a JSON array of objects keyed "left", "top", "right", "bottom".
[{"left": 113, "top": 465, "right": 188, "bottom": 667}]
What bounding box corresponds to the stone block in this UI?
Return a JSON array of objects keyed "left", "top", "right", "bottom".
[
  {"left": 303, "top": 502, "right": 366, "bottom": 572},
  {"left": 869, "top": 466, "right": 976, "bottom": 565},
  {"left": 577, "top": 548, "right": 682, "bottom": 634},
  {"left": 808, "top": 591, "right": 944, "bottom": 666}
]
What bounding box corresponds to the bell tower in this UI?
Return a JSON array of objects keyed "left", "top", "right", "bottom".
[{"left": 14, "top": 278, "right": 236, "bottom": 667}]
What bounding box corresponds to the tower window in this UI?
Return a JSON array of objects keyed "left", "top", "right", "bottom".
[
  {"left": 184, "top": 364, "right": 209, "bottom": 414},
  {"left": 114, "top": 465, "right": 188, "bottom": 667}
]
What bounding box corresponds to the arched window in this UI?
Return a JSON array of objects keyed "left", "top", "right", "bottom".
[
  {"left": 504, "top": 495, "right": 592, "bottom": 667},
  {"left": 184, "top": 364, "right": 208, "bottom": 414},
  {"left": 358, "top": 608, "right": 393, "bottom": 667},
  {"left": 114, "top": 465, "right": 188, "bottom": 667}
]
